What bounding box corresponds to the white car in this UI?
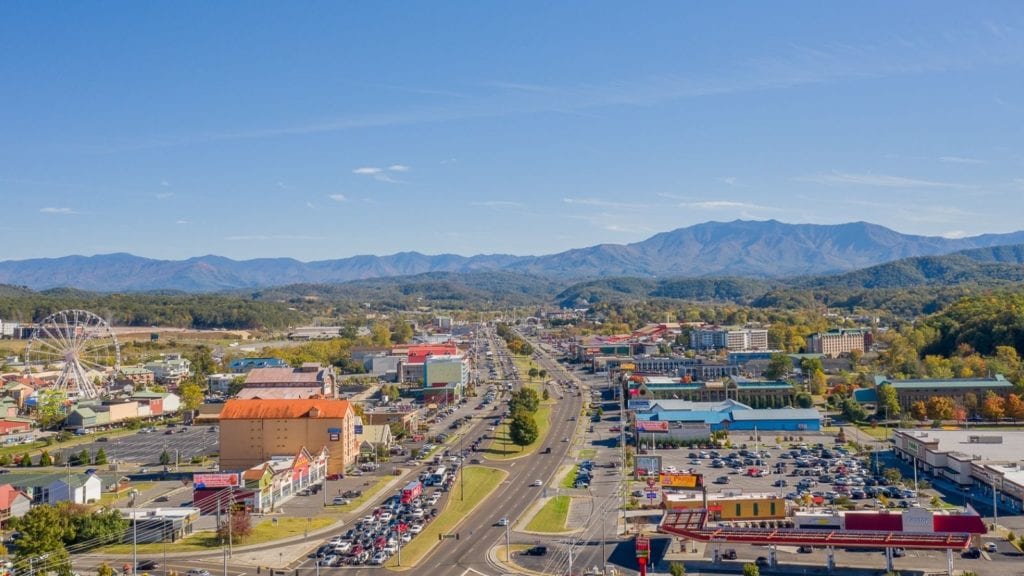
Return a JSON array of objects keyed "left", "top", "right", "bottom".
[
  {"left": 497, "top": 517, "right": 509, "bottom": 526},
  {"left": 369, "top": 552, "right": 388, "bottom": 565},
  {"left": 409, "top": 523, "right": 424, "bottom": 534},
  {"left": 983, "top": 542, "right": 997, "bottom": 553},
  {"left": 187, "top": 571, "right": 211, "bottom": 576},
  {"left": 531, "top": 479, "right": 543, "bottom": 486}
]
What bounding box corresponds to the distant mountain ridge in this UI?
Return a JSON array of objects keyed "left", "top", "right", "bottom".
[{"left": 4, "top": 220, "right": 1024, "bottom": 292}]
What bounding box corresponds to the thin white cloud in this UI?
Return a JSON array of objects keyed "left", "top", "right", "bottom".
[
  {"left": 471, "top": 200, "right": 524, "bottom": 208},
  {"left": 717, "top": 176, "right": 739, "bottom": 186},
  {"left": 352, "top": 167, "right": 383, "bottom": 175},
  {"left": 39, "top": 207, "right": 74, "bottom": 214},
  {"left": 938, "top": 156, "right": 987, "bottom": 165},
  {"left": 160, "top": 180, "right": 171, "bottom": 187},
  {"left": 328, "top": 194, "right": 347, "bottom": 202},
  {"left": 175, "top": 219, "right": 189, "bottom": 225},
  {"left": 353, "top": 166, "right": 403, "bottom": 183},
  {"left": 604, "top": 224, "right": 631, "bottom": 233},
  {"left": 225, "top": 234, "right": 328, "bottom": 241},
  {"left": 797, "top": 171, "right": 971, "bottom": 189},
  {"left": 306, "top": 202, "right": 316, "bottom": 209},
  {"left": 940, "top": 230, "right": 969, "bottom": 239},
  {"left": 155, "top": 192, "right": 175, "bottom": 199},
  {"left": 681, "top": 200, "right": 769, "bottom": 210},
  {"left": 563, "top": 197, "right": 649, "bottom": 210}
]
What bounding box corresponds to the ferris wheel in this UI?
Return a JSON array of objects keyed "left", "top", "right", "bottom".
[{"left": 24, "top": 309, "right": 121, "bottom": 399}]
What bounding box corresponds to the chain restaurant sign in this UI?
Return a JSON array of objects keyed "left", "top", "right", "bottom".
[
  {"left": 193, "top": 473, "right": 241, "bottom": 489},
  {"left": 659, "top": 472, "right": 703, "bottom": 488}
]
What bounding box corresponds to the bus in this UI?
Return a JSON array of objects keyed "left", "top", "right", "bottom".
[{"left": 428, "top": 467, "right": 448, "bottom": 486}]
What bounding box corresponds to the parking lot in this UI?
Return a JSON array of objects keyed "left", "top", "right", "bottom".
[
  {"left": 57, "top": 425, "right": 220, "bottom": 467},
  {"left": 630, "top": 431, "right": 922, "bottom": 514}
]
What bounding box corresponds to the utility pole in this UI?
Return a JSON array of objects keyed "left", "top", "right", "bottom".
[
  {"left": 222, "top": 542, "right": 228, "bottom": 576},
  {"left": 227, "top": 486, "right": 234, "bottom": 557},
  {"left": 601, "top": 518, "right": 607, "bottom": 574},
  {"left": 131, "top": 490, "right": 139, "bottom": 574},
  {"left": 505, "top": 520, "right": 510, "bottom": 565}
]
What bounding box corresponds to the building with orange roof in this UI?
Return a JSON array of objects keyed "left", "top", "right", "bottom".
[{"left": 218, "top": 399, "right": 357, "bottom": 476}]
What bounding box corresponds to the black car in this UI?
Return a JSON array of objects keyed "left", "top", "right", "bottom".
[
  {"left": 342, "top": 490, "right": 363, "bottom": 498},
  {"left": 523, "top": 546, "right": 548, "bottom": 556},
  {"left": 136, "top": 561, "right": 160, "bottom": 570},
  {"left": 961, "top": 548, "right": 982, "bottom": 559},
  {"left": 755, "top": 556, "right": 770, "bottom": 567},
  {"left": 797, "top": 545, "right": 813, "bottom": 553},
  {"left": 721, "top": 549, "right": 737, "bottom": 560}
]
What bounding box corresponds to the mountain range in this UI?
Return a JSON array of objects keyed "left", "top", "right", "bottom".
[{"left": 4, "top": 220, "right": 1024, "bottom": 292}]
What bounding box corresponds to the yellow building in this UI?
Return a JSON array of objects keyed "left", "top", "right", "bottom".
[
  {"left": 218, "top": 399, "right": 358, "bottom": 476},
  {"left": 663, "top": 491, "right": 788, "bottom": 521}
]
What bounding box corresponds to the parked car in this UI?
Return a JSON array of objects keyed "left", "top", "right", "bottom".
[
  {"left": 962, "top": 548, "right": 982, "bottom": 559},
  {"left": 523, "top": 546, "right": 548, "bottom": 556},
  {"left": 721, "top": 549, "right": 737, "bottom": 560},
  {"left": 983, "top": 542, "right": 997, "bottom": 553}
]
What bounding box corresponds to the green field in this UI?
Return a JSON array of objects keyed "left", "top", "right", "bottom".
[
  {"left": 98, "top": 516, "right": 337, "bottom": 555},
  {"left": 483, "top": 404, "right": 551, "bottom": 460},
  {"left": 387, "top": 466, "right": 507, "bottom": 568},
  {"left": 578, "top": 449, "right": 597, "bottom": 460},
  {"left": 525, "top": 495, "right": 571, "bottom": 533}
]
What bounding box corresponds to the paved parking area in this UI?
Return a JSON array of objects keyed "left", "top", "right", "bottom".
[{"left": 56, "top": 425, "right": 220, "bottom": 466}]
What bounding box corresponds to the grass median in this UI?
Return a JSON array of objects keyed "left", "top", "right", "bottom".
[
  {"left": 525, "top": 495, "right": 570, "bottom": 533},
  {"left": 559, "top": 465, "right": 579, "bottom": 489},
  {"left": 387, "top": 465, "right": 507, "bottom": 568},
  {"left": 483, "top": 404, "right": 551, "bottom": 460}
]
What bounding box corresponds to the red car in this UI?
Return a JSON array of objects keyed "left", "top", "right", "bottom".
[{"left": 609, "top": 426, "right": 621, "bottom": 432}]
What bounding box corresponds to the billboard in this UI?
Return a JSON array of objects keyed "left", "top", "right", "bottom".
[
  {"left": 193, "top": 473, "right": 240, "bottom": 489},
  {"left": 659, "top": 472, "right": 703, "bottom": 488},
  {"left": 627, "top": 400, "right": 651, "bottom": 411},
  {"left": 634, "top": 455, "right": 662, "bottom": 478},
  {"left": 637, "top": 421, "right": 669, "bottom": 433}
]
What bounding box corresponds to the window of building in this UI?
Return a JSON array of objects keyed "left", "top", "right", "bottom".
[
  {"left": 770, "top": 502, "right": 776, "bottom": 515},
  {"left": 753, "top": 502, "right": 759, "bottom": 516},
  {"left": 735, "top": 504, "right": 741, "bottom": 517}
]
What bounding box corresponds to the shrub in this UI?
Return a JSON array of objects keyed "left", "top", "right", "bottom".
[{"left": 742, "top": 563, "right": 759, "bottom": 576}]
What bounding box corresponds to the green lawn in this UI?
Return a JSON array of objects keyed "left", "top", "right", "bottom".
[
  {"left": 560, "top": 465, "right": 579, "bottom": 489},
  {"left": 525, "top": 495, "right": 571, "bottom": 533},
  {"left": 94, "top": 482, "right": 156, "bottom": 509},
  {"left": 578, "top": 449, "right": 597, "bottom": 460},
  {"left": 855, "top": 425, "right": 890, "bottom": 440},
  {"left": 387, "top": 466, "right": 507, "bottom": 568},
  {"left": 97, "top": 517, "right": 337, "bottom": 554},
  {"left": 483, "top": 404, "right": 551, "bottom": 460}
]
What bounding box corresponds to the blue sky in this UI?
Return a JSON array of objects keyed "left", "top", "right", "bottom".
[{"left": 3, "top": 2, "right": 1024, "bottom": 261}]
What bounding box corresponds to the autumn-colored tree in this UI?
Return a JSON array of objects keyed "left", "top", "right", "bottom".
[
  {"left": 981, "top": 392, "right": 1006, "bottom": 422},
  {"left": 925, "top": 396, "right": 955, "bottom": 420},
  {"left": 1005, "top": 393, "right": 1024, "bottom": 421},
  {"left": 910, "top": 400, "right": 928, "bottom": 422},
  {"left": 963, "top": 392, "right": 980, "bottom": 418},
  {"left": 953, "top": 406, "right": 967, "bottom": 422}
]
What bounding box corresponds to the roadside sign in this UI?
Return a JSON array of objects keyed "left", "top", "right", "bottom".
[
  {"left": 646, "top": 491, "right": 658, "bottom": 499},
  {"left": 646, "top": 477, "right": 657, "bottom": 488}
]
